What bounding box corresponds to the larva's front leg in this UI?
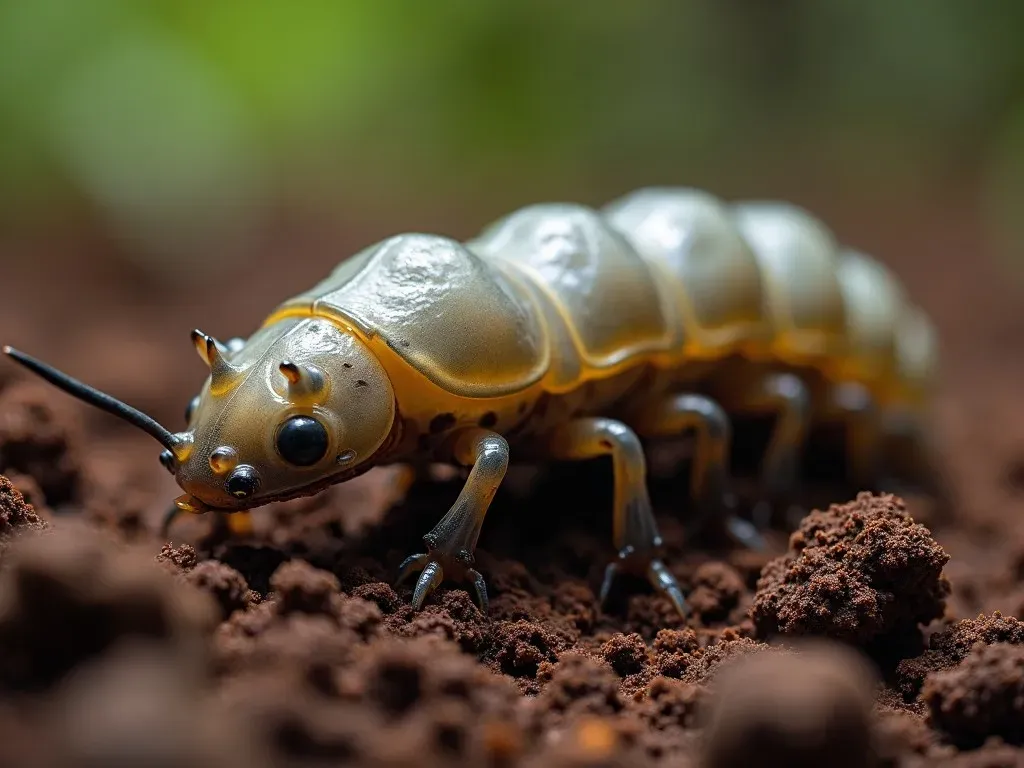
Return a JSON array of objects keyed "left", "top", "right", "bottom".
[
  {"left": 625, "top": 393, "right": 765, "bottom": 550},
  {"left": 542, "top": 417, "right": 687, "bottom": 618},
  {"left": 396, "top": 429, "right": 508, "bottom": 612}
]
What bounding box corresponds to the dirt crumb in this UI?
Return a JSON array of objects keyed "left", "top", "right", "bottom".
[
  {"left": 751, "top": 492, "right": 950, "bottom": 647},
  {"left": 632, "top": 675, "right": 706, "bottom": 731},
  {"left": 0, "top": 473, "right": 46, "bottom": 541},
  {"left": 896, "top": 612, "right": 1024, "bottom": 700},
  {"left": 270, "top": 559, "right": 341, "bottom": 614},
  {"left": 532, "top": 652, "right": 625, "bottom": 726},
  {"left": 184, "top": 560, "right": 256, "bottom": 619},
  {"left": 493, "top": 618, "right": 571, "bottom": 682},
  {"left": 701, "top": 641, "right": 879, "bottom": 768},
  {"left": 932, "top": 613, "right": 1024, "bottom": 660},
  {"left": 923, "top": 642, "right": 1024, "bottom": 748},
  {"left": 0, "top": 381, "right": 83, "bottom": 507},
  {"left": 872, "top": 709, "right": 936, "bottom": 766},
  {"left": 0, "top": 522, "right": 218, "bottom": 692},
  {"left": 685, "top": 561, "right": 746, "bottom": 623},
  {"left": 47, "top": 642, "right": 269, "bottom": 768},
  {"left": 156, "top": 542, "right": 199, "bottom": 574},
  {"left": 679, "top": 636, "right": 769, "bottom": 685},
  {"left": 3, "top": 471, "right": 51, "bottom": 520}
]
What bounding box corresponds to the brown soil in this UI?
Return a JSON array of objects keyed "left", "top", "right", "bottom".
[{"left": 0, "top": 190, "right": 1023, "bottom": 766}]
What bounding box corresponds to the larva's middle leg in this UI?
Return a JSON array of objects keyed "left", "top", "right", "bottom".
[
  {"left": 396, "top": 429, "right": 508, "bottom": 612},
  {"left": 830, "top": 382, "right": 882, "bottom": 490},
  {"left": 727, "top": 372, "right": 812, "bottom": 527},
  {"left": 541, "top": 417, "right": 687, "bottom": 617},
  {"left": 626, "top": 393, "right": 764, "bottom": 550}
]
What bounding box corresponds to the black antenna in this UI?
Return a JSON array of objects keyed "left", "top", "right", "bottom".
[{"left": 2, "top": 346, "right": 180, "bottom": 453}]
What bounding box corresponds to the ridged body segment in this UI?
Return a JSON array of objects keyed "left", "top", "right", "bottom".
[
  {"left": 468, "top": 203, "right": 675, "bottom": 392},
  {"left": 271, "top": 233, "right": 550, "bottom": 399},
  {"left": 834, "top": 249, "right": 904, "bottom": 386},
  {"left": 602, "top": 188, "right": 771, "bottom": 359},
  {"left": 892, "top": 305, "right": 938, "bottom": 407},
  {"left": 731, "top": 202, "right": 848, "bottom": 368}
]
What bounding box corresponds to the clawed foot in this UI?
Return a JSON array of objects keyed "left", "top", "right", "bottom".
[
  {"left": 395, "top": 542, "right": 490, "bottom": 613},
  {"left": 599, "top": 543, "right": 688, "bottom": 618}
]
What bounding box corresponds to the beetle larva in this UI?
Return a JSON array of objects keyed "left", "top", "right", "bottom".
[{"left": 3, "top": 187, "right": 938, "bottom": 617}]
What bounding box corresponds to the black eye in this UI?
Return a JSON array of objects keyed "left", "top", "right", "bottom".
[
  {"left": 226, "top": 465, "right": 260, "bottom": 499},
  {"left": 159, "top": 449, "right": 175, "bottom": 474},
  {"left": 275, "top": 416, "right": 329, "bottom": 466},
  {"left": 185, "top": 395, "right": 200, "bottom": 423}
]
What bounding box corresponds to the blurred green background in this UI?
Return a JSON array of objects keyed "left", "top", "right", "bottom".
[{"left": 1, "top": 0, "right": 1023, "bottom": 282}]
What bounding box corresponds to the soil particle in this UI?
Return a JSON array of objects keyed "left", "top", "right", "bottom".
[
  {"left": 700, "top": 641, "right": 879, "bottom": 768},
  {"left": 602, "top": 631, "right": 650, "bottom": 677},
  {"left": 923, "top": 642, "right": 1024, "bottom": 748},
  {"left": 873, "top": 708, "right": 937, "bottom": 767},
  {"left": 677, "top": 634, "right": 770, "bottom": 685},
  {"left": 183, "top": 560, "right": 258, "bottom": 619},
  {"left": 493, "top": 618, "right": 573, "bottom": 682},
  {"left": 651, "top": 627, "right": 701, "bottom": 677},
  {"left": 84, "top": 485, "right": 154, "bottom": 541},
  {"left": 640, "top": 674, "right": 706, "bottom": 722},
  {"left": 0, "top": 521, "right": 218, "bottom": 692},
  {"left": 0, "top": 473, "right": 46, "bottom": 541},
  {"left": 3, "top": 471, "right": 51, "bottom": 520},
  {"left": 376, "top": 592, "right": 492, "bottom": 671},
  {"left": 751, "top": 492, "right": 950, "bottom": 647},
  {"left": 0, "top": 381, "right": 83, "bottom": 507},
  {"left": 156, "top": 542, "right": 199, "bottom": 574},
  {"left": 685, "top": 561, "right": 747, "bottom": 624},
  {"left": 895, "top": 612, "right": 1024, "bottom": 700},
  {"left": 532, "top": 652, "right": 626, "bottom": 725},
  {"left": 44, "top": 643, "right": 270, "bottom": 768}
]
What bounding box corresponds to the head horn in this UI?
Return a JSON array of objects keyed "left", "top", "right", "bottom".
[
  {"left": 2, "top": 346, "right": 185, "bottom": 457},
  {"left": 278, "top": 360, "right": 326, "bottom": 400},
  {"left": 191, "top": 329, "right": 242, "bottom": 386}
]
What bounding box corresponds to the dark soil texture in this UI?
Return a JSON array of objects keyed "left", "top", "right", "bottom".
[{"left": 1, "top": 192, "right": 1023, "bottom": 767}]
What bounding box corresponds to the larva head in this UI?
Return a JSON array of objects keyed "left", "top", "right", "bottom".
[{"left": 3, "top": 317, "right": 396, "bottom": 514}]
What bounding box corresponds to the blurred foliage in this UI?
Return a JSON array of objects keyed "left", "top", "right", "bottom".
[{"left": 0, "top": 0, "right": 1023, "bottom": 276}]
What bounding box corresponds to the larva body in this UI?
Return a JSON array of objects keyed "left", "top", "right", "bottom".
[{"left": 3, "top": 187, "right": 938, "bottom": 617}]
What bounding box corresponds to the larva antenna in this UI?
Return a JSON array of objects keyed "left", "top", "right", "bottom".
[{"left": 2, "top": 345, "right": 185, "bottom": 456}]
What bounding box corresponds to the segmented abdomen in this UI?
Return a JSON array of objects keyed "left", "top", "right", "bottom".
[{"left": 472, "top": 188, "right": 935, "bottom": 414}]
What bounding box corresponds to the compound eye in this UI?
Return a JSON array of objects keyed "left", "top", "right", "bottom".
[
  {"left": 275, "top": 416, "right": 329, "bottom": 467},
  {"left": 185, "top": 395, "right": 200, "bottom": 423}
]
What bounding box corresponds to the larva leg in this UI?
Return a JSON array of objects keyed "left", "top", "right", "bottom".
[
  {"left": 396, "top": 429, "right": 508, "bottom": 612},
  {"left": 830, "top": 382, "right": 881, "bottom": 490},
  {"left": 628, "top": 393, "right": 764, "bottom": 550},
  {"left": 733, "top": 372, "right": 811, "bottom": 526},
  {"left": 542, "top": 417, "right": 687, "bottom": 617}
]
